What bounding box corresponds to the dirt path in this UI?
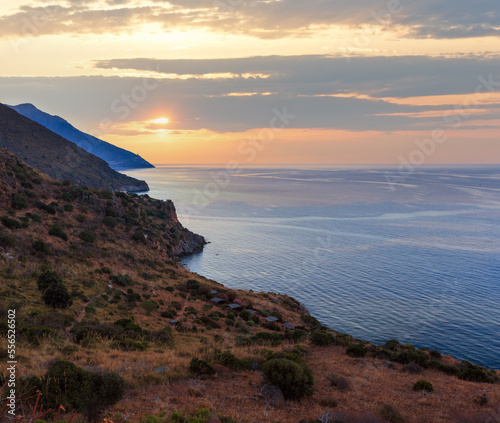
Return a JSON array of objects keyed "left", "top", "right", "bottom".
[{"left": 63, "top": 291, "right": 105, "bottom": 341}]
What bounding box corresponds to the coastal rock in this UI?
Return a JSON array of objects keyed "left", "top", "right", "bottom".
[{"left": 173, "top": 230, "right": 206, "bottom": 256}]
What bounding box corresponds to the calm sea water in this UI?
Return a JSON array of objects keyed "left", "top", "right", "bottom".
[{"left": 125, "top": 165, "right": 500, "bottom": 369}]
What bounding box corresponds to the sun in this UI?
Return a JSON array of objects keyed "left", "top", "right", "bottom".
[{"left": 153, "top": 117, "right": 169, "bottom": 124}]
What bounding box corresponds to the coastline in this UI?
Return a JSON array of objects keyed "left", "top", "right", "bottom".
[{"left": 131, "top": 165, "right": 500, "bottom": 371}]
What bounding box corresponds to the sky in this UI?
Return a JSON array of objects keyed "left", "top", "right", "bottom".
[{"left": 0, "top": 0, "right": 499, "bottom": 164}]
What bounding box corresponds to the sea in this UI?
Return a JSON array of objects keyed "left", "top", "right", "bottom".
[{"left": 124, "top": 165, "right": 500, "bottom": 369}]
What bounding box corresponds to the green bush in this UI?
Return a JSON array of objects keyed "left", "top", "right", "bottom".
[
  {"left": 110, "top": 274, "right": 133, "bottom": 287},
  {"left": 102, "top": 216, "right": 118, "bottom": 229},
  {"left": 1, "top": 216, "right": 21, "bottom": 229},
  {"left": 213, "top": 350, "right": 251, "bottom": 370},
  {"left": 79, "top": 230, "right": 96, "bottom": 243},
  {"left": 189, "top": 358, "right": 215, "bottom": 376},
  {"left": 19, "top": 325, "right": 58, "bottom": 345},
  {"left": 141, "top": 300, "right": 159, "bottom": 316},
  {"left": 42, "top": 283, "right": 72, "bottom": 309},
  {"left": 32, "top": 239, "right": 50, "bottom": 254},
  {"left": 76, "top": 214, "right": 86, "bottom": 223},
  {"left": 12, "top": 192, "right": 29, "bottom": 209},
  {"left": 383, "top": 339, "right": 402, "bottom": 351},
  {"left": 26, "top": 212, "right": 42, "bottom": 223},
  {"left": 286, "top": 329, "right": 308, "bottom": 343},
  {"left": 113, "top": 318, "right": 143, "bottom": 333},
  {"left": 132, "top": 229, "right": 145, "bottom": 243},
  {"left": 26, "top": 360, "right": 125, "bottom": 423},
  {"left": 110, "top": 338, "right": 147, "bottom": 351},
  {"left": 36, "top": 201, "right": 56, "bottom": 215},
  {"left": 429, "top": 349, "right": 441, "bottom": 359},
  {"left": 412, "top": 380, "right": 434, "bottom": 392},
  {"left": 262, "top": 357, "right": 314, "bottom": 400},
  {"left": 63, "top": 204, "right": 74, "bottom": 212},
  {"left": 161, "top": 310, "right": 177, "bottom": 319},
  {"left": 37, "top": 270, "right": 63, "bottom": 291},
  {"left": 428, "top": 360, "right": 459, "bottom": 376},
  {"left": 48, "top": 224, "right": 68, "bottom": 241},
  {"left": 310, "top": 330, "right": 335, "bottom": 346},
  {"left": 0, "top": 232, "right": 15, "bottom": 247},
  {"left": 458, "top": 364, "right": 495, "bottom": 383},
  {"left": 252, "top": 331, "right": 284, "bottom": 346},
  {"left": 394, "top": 349, "right": 428, "bottom": 368},
  {"left": 187, "top": 279, "right": 201, "bottom": 291},
  {"left": 380, "top": 403, "right": 405, "bottom": 423},
  {"left": 346, "top": 344, "right": 367, "bottom": 358}
]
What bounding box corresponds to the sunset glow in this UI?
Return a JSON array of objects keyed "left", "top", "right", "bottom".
[
  {"left": 154, "top": 118, "right": 169, "bottom": 125},
  {"left": 0, "top": 1, "right": 498, "bottom": 164}
]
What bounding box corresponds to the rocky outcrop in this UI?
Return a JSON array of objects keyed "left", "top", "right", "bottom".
[{"left": 173, "top": 230, "right": 206, "bottom": 256}]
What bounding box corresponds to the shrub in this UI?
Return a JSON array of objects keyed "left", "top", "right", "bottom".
[
  {"left": 102, "top": 216, "right": 118, "bottom": 229},
  {"left": 42, "top": 283, "right": 72, "bottom": 309},
  {"left": 75, "top": 214, "right": 86, "bottom": 223},
  {"left": 132, "top": 230, "right": 145, "bottom": 243},
  {"left": 48, "top": 224, "right": 68, "bottom": 241},
  {"left": 113, "top": 318, "right": 143, "bottom": 333},
  {"left": 429, "top": 360, "right": 459, "bottom": 376},
  {"left": 79, "top": 230, "right": 96, "bottom": 243},
  {"left": 37, "top": 270, "right": 62, "bottom": 291},
  {"left": 0, "top": 232, "right": 15, "bottom": 247},
  {"left": 393, "top": 349, "right": 428, "bottom": 368},
  {"left": 458, "top": 367, "right": 494, "bottom": 383},
  {"left": 286, "top": 329, "right": 308, "bottom": 343},
  {"left": 161, "top": 310, "right": 177, "bottom": 319},
  {"left": 26, "top": 360, "right": 125, "bottom": 423},
  {"left": 70, "top": 321, "right": 123, "bottom": 343},
  {"left": 110, "top": 274, "right": 133, "bottom": 287},
  {"left": 26, "top": 212, "right": 41, "bottom": 223},
  {"left": 319, "top": 398, "right": 338, "bottom": 408},
  {"left": 141, "top": 300, "right": 159, "bottom": 316},
  {"left": 186, "top": 279, "right": 201, "bottom": 291},
  {"left": 346, "top": 344, "right": 367, "bottom": 358},
  {"left": 213, "top": 350, "right": 251, "bottom": 370},
  {"left": 19, "top": 325, "right": 58, "bottom": 345},
  {"left": 12, "top": 192, "right": 28, "bottom": 209},
  {"left": 189, "top": 358, "right": 215, "bottom": 376},
  {"left": 429, "top": 349, "right": 441, "bottom": 359},
  {"left": 412, "top": 380, "right": 434, "bottom": 392},
  {"left": 262, "top": 357, "right": 314, "bottom": 400},
  {"left": 310, "top": 330, "right": 335, "bottom": 346},
  {"left": 327, "top": 373, "right": 351, "bottom": 392},
  {"left": 263, "top": 322, "right": 281, "bottom": 331},
  {"left": 36, "top": 201, "right": 56, "bottom": 215},
  {"left": 252, "top": 331, "right": 284, "bottom": 346},
  {"left": 384, "top": 339, "right": 402, "bottom": 351},
  {"left": 110, "top": 338, "right": 147, "bottom": 351},
  {"left": 63, "top": 204, "right": 74, "bottom": 212},
  {"left": 1, "top": 216, "right": 21, "bottom": 229},
  {"left": 380, "top": 404, "right": 405, "bottom": 423},
  {"left": 32, "top": 239, "right": 50, "bottom": 254}
]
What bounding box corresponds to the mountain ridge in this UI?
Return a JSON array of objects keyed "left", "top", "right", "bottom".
[
  {"left": 0, "top": 102, "right": 149, "bottom": 192},
  {"left": 9, "top": 103, "right": 155, "bottom": 171}
]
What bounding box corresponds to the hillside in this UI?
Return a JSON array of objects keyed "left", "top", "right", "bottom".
[
  {"left": 0, "top": 103, "right": 149, "bottom": 192},
  {"left": 9, "top": 103, "right": 155, "bottom": 171},
  {"left": 0, "top": 151, "right": 498, "bottom": 423}
]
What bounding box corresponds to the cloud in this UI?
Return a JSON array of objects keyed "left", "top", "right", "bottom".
[
  {"left": 0, "top": 0, "right": 499, "bottom": 39},
  {"left": 94, "top": 55, "right": 500, "bottom": 98},
  {"left": 1, "top": 55, "right": 499, "bottom": 134}
]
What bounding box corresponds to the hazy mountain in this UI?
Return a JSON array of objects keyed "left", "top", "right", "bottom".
[
  {"left": 0, "top": 103, "right": 149, "bottom": 192},
  {"left": 9, "top": 103, "right": 154, "bottom": 171}
]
